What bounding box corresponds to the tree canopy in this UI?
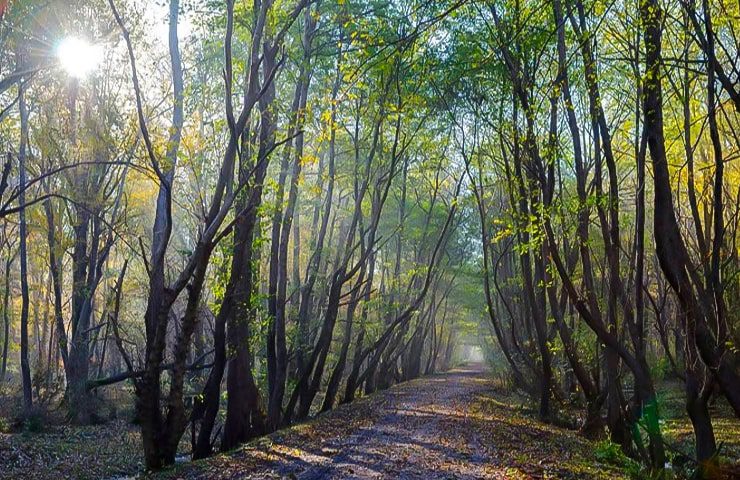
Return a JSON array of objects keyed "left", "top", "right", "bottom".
[{"left": 0, "top": 0, "right": 739, "bottom": 478}]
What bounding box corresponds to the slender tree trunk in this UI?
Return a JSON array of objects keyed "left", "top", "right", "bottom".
[
  {"left": 1, "top": 257, "right": 11, "bottom": 382},
  {"left": 266, "top": 8, "right": 317, "bottom": 430},
  {"left": 222, "top": 32, "right": 278, "bottom": 449},
  {"left": 686, "top": 368, "right": 717, "bottom": 474},
  {"left": 321, "top": 251, "right": 372, "bottom": 412},
  {"left": 18, "top": 68, "right": 33, "bottom": 413}
]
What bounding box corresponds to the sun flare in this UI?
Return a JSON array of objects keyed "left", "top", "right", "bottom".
[{"left": 56, "top": 36, "right": 103, "bottom": 79}]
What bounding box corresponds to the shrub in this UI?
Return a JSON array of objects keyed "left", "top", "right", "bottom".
[
  {"left": 0, "top": 416, "right": 10, "bottom": 433},
  {"left": 21, "top": 407, "right": 47, "bottom": 433},
  {"left": 594, "top": 440, "right": 646, "bottom": 479}
]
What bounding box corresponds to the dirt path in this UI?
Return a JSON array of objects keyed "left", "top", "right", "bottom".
[
  {"left": 5, "top": 367, "right": 738, "bottom": 479},
  {"left": 161, "top": 365, "right": 626, "bottom": 479},
  {"left": 268, "top": 364, "right": 492, "bottom": 479}
]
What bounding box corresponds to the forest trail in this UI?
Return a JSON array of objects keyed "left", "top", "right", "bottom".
[
  {"left": 161, "top": 365, "right": 626, "bottom": 480},
  {"left": 264, "top": 364, "right": 492, "bottom": 480}
]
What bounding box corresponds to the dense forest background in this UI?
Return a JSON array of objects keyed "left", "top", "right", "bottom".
[{"left": 0, "top": 0, "right": 738, "bottom": 478}]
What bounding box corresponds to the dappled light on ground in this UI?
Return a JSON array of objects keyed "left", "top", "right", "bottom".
[{"left": 155, "top": 366, "right": 627, "bottom": 480}]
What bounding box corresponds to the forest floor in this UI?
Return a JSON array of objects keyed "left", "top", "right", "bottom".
[
  {"left": 1, "top": 365, "right": 738, "bottom": 479},
  {"left": 153, "top": 365, "right": 629, "bottom": 480}
]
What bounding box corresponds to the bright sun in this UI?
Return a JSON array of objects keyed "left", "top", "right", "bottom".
[{"left": 57, "top": 36, "right": 103, "bottom": 79}]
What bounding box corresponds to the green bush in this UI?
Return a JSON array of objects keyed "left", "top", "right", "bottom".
[
  {"left": 0, "top": 416, "right": 10, "bottom": 433},
  {"left": 594, "top": 441, "right": 646, "bottom": 479},
  {"left": 22, "top": 409, "right": 46, "bottom": 433},
  {"left": 595, "top": 440, "right": 626, "bottom": 464}
]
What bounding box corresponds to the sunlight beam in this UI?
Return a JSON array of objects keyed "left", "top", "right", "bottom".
[{"left": 56, "top": 36, "right": 103, "bottom": 79}]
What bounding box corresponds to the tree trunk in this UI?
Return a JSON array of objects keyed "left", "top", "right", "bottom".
[
  {"left": 18, "top": 66, "right": 32, "bottom": 413},
  {"left": 686, "top": 370, "right": 717, "bottom": 476},
  {"left": 321, "top": 252, "right": 371, "bottom": 412},
  {"left": 222, "top": 32, "right": 278, "bottom": 449},
  {"left": 641, "top": 0, "right": 740, "bottom": 416},
  {"left": 1, "top": 256, "right": 11, "bottom": 382}
]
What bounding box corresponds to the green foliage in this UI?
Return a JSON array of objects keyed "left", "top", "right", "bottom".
[
  {"left": 650, "top": 357, "right": 672, "bottom": 382},
  {"left": 0, "top": 416, "right": 10, "bottom": 433},
  {"left": 21, "top": 409, "right": 46, "bottom": 434},
  {"left": 594, "top": 441, "right": 645, "bottom": 479}
]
